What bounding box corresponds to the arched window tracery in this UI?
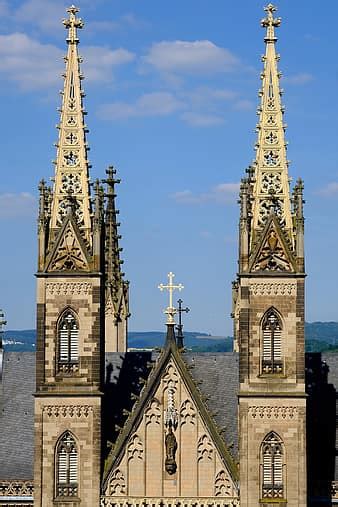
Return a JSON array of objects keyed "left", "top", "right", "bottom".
[
  {"left": 55, "top": 431, "right": 78, "bottom": 498},
  {"left": 261, "top": 432, "right": 284, "bottom": 499},
  {"left": 57, "top": 309, "right": 79, "bottom": 374},
  {"left": 262, "top": 308, "right": 283, "bottom": 374}
]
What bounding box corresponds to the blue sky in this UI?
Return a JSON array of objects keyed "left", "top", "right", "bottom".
[{"left": 0, "top": 0, "right": 337, "bottom": 335}]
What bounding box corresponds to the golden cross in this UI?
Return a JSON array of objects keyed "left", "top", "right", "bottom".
[
  {"left": 158, "top": 272, "right": 184, "bottom": 324},
  {"left": 63, "top": 5, "right": 84, "bottom": 44}
]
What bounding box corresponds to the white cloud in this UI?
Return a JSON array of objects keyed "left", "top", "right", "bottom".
[
  {"left": 0, "top": 192, "right": 36, "bottom": 219},
  {"left": 0, "top": 33, "right": 63, "bottom": 90},
  {"left": 284, "top": 73, "right": 313, "bottom": 85},
  {"left": 317, "top": 182, "right": 338, "bottom": 196},
  {"left": 143, "top": 40, "right": 239, "bottom": 75},
  {"left": 181, "top": 112, "right": 225, "bottom": 127},
  {"left": 0, "top": 32, "right": 134, "bottom": 90},
  {"left": 171, "top": 183, "right": 239, "bottom": 205},
  {"left": 98, "top": 92, "right": 184, "bottom": 120},
  {"left": 14, "top": 0, "right": 67, "bottom": 33},
  {"left": 81, "top": 46, "right": 135, "bottom": 82}
]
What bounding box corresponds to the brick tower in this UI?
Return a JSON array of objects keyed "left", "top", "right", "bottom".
[
  {"left": 233, "top": 4, "right": 307, "bottom": 506},
  {"left": 34, "top": 6, "right": 128, "bottom": 506}
]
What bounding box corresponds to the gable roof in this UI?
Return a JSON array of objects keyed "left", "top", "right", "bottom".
[
  {"left": 103, "top": 338, "right": 239, "bottom": 488},
  {"left": 249, "top": 214, "right": 297, "bottom": 273}
]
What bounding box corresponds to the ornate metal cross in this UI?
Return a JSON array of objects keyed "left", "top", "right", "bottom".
[
  {"left": 158, "top": 272, "right": 184, "bottom": 324},
  {"left": 176, "top": 299, "right": 190, "bottom": 349}
]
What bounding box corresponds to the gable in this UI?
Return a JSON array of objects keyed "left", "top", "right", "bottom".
[
  {"left": 249, "top": 216, "right": 296, "bottom": 273},
  {"left": 103, "top": 348, "right": 239, "bottom": 500},
  {"left": 45, "top": 218, "right": 91, "bottom": 272}
]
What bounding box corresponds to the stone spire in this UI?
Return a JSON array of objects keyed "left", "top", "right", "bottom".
[
  {"left": 103, "top": 166, "right": 129, "bottom": 327},
  {"left": 249, "top": 3, "right": 293, "bottom": 248},
  {"left": 50, "top": 5, "right": 91, "bottom": 241}
]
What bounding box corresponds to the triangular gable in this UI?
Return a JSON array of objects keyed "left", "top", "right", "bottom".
[
  {"left": 249, "top": 214, "right": 297, "bottom": 273},
  {"left": 103, "top": 340, "right": 239, "bottom": 498},
  {"left": 45, "top": 216, "right": 91, "bottom": 272}
]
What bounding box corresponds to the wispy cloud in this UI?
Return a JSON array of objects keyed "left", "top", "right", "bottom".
[
  {"left": 14, "top": 0, "right": 67, "bottom": 33},
  {"left": 181, "top": 112, "right": 225, "bottom": 127},
  {"left": 0, "top": 32, "right": 134, "bottom": 90},
  {"left": 98, "top": 92, "right": 184, "bottom": 120},
  {"left": 284, "top": 73, "right": 314, "bottom": 85},
  {"left": 171, "top": 183, "right": 239, "bottom": 205},
  {"left": 143, "top": 40, "right": 240, "bottom": 75},
  {"left": 317, "top": 182, "right": 338, "bottom": 196},
  {"left": 233, "top": 99, "right": 255, "bottom": 111},
  {"left": 0, "top": 192, "right": 36, "bottom": 219}
]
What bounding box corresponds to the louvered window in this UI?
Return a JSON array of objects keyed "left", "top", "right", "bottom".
[
  {"left": 262, "top": 309, "right": 283, "bottom": 374},
  {"left": 262, "top": 432, "right": 284, "bottom": 499},
  {"left": 58, "top": 310, "right": 79, "bottom": 374},
  {"left": 56, "top": 432, "right": 78, "bottom": 498}
]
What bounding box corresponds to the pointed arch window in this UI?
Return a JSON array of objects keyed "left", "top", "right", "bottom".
[
  {"left": 261, "top": 432, "right": 284, "bottom": 499},
  {"left": 57, "top": 310, "right": 79, "bottom": 374},
  {"left": 56, "top": 432, "right": 78, "bottom": 498},
  {"left": 262, "top": 308, "right": 283, "bottom": 374}
]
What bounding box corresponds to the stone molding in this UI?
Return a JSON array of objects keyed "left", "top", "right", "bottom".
[
  {"left": 248, "top": 405, "right": 298, "bottom": 419},
  {"left": 101, "top": 497, "right": 239, "bottom": 507},
  {"left": 0, "top": 480, "right": 34, "bottom": 497},
  {"left": 249, "top": 281, "right": 296, "bottom": 296},
  {"left": 43, "top": 405, "right": 93, "bottom": 418},
  {"left": 46, "top": 281, "right": 92, "bottom": 295}
]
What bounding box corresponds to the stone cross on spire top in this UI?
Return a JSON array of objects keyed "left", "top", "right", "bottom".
[
  {"left": 261, "top": 3, "right": 281, "bottom": 43},
  {"left": 63, "top": 5, "right": 84, "bottom": 44},
  {"left": 158, "top": 272, "right": 184, "bottom": 325}
]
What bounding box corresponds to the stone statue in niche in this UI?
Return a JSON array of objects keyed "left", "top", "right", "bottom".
[{"left": 165, "top": 421, "right": 177, "bottom": 475}]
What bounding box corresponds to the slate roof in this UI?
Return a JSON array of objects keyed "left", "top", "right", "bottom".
[
  {"left": 0, "top": 352, "right": 35, "bottom": 479},
  {"left": 1, "top": 349, "right": 337, "bottom": 486},
  {"left": 0, "top": 350, "right": 239, "bottom": 481}
]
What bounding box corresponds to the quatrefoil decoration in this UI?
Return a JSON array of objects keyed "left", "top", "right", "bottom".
[
  {"left": 64, "top": 151, "right": 79, "bottom": 167},
  {"left": 61, "top": 173, "right": 82, "bottom": 194},
  {"left": 264, "top": 150, "right": 279, "bottom": 166},
  {"left": 65, "top": 132, "right": 78, "bottom": 145},
  {"left": 265, "top": 131, "right": 278, "bottom": 144}
]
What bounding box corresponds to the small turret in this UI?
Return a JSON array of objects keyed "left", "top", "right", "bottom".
[{"left": 103, "top": 167, "right": 129, "bottom": 352}]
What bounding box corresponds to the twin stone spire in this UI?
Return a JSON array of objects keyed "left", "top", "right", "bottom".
[{"left": 38, "top": 4, "right": 304, "bottom": 350}]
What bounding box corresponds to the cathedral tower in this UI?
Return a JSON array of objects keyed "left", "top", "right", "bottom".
[
  {"left": 34, "top": 6, "right": 128, "bottom": 506},
  {"left": 233, "top": 5, "right": 307, "bottom": 506}
]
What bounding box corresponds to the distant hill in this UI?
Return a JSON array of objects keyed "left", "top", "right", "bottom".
[{"left": 3, "top": 322, "right": 338, "bottom": 353}]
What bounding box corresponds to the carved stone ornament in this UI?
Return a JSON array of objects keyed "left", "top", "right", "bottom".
[
  {"left": 0, "top": 480, "right": 34, "bottom": 497},
  {"left": 108, "top": 469, "right": 126, "bottom": 496},
  {"left": 249, "top": 281, "right": 296, "bottom": 296},
  {"left": 180, "top": 399, "right": 196, "bottom": 426},
  {"left": 46, "top": 282, "right": 92, "bottom": 296},
  {"left": 197, "top": 434, "right": 214, "bottom": 461},
  {"left": 253, "top": 227, "right": 291, "bottom": 272},
  {"left": 165, "top": 423, "right": 178, "bottom": 475},
  {"left": 214, "top": 470, "right": 231, "bottom": 497},
  {"left": 127, "top": 434, "right": 143, "bottom": 461},
  {"left": 49, "top": 223, "right": 88, "bottom": 271},
  {"left": 162, "top": 363, "right": 179, "bottom": 390},
  {"left": 145, "top": 398, "right": 161, "bottom": 425},
  {"left": 249, "top": 405, "right": 298, "bottom": 419},
  {"left": 43, "top": 405, "right": 92, "bottom": 418}
]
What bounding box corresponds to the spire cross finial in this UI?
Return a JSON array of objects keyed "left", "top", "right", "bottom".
[
  {"left": 158, "top": 272, "right": 184, "bottom": 324},
  {"left": 261, "top": 3, "right": 281, "bottom": 42},
  {"left": 63, "top": 5, "right": 84, "bottom": 44},
  {"left": 176, "top": 298, "right": 190, "bottom": 350}
]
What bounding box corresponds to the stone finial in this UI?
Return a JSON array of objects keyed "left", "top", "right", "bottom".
[
  {"left": 261, "top": 4, "right": 281, "bottom": 43},
  {"left": 63, "top": 5, "right": 84, "bottom": 44}
]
